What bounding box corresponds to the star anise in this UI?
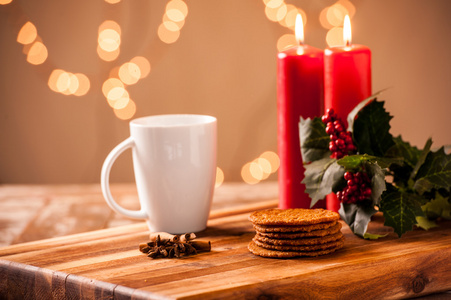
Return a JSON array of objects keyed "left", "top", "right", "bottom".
[{"left": 139, "top": 232, "right": 211, "bottom": 259}]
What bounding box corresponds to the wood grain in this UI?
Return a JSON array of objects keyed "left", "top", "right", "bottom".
[
  {"left": 0, "top": 182, "right": 279, "bottom": 247},
  {"left": 1, "top": 210, "right": 451, "bottom": 299}
]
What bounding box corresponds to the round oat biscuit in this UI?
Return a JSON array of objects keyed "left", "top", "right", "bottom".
[
  {"left": 253, "top": 236, "right": 345, "bottom": 252},
  {"left": 249, "top": 208, "right": 340, "bottom": 226},
  {"left": 253, "top": 221, "right": 337, "bottom": 233},
  {"left": 248, "top": 240, "right": 343, "bottom": 258},
  {"left": 256, "top": 222, "right": 342, "bottom": 239},
  {"left": 254, "top": 231, "right": 343, "bottom": 246}
]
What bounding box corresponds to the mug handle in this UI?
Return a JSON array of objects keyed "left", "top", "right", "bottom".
[{"left": 101, "top": 137, "right": 148, "bottom": 220}]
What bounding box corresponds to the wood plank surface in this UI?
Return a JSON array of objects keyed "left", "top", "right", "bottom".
[
  {"left": 0, "top": 182, "right": 279, "bottom": 247},
  {"left": 1, "top": 209, "right": 451, "bottom": 299}
]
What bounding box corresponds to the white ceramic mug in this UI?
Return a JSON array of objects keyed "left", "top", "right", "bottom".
[{"left": 101, "top": 114, "right": 217, "bottom": 234}]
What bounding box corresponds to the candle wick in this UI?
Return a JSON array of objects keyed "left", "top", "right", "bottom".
[{"left": 345, "top": 40, "right": 351, "bottom": 47}]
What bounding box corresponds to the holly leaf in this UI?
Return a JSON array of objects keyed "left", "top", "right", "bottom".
[
  {"left": 379, "top": 187, "right": 425, "bottom": 237},
  {"left": 410, "top": 138, "right": 433, "bottom": 181},
  {"left": 299, "top": 117, "right": 329, "bottom": 163},
  {"left": 302, "top": 158, "right": 345, "bottom": 208},
  {"left": 352, "top": 100, "right": 395, "bottom": 157},
  {"left": 364, "top": 161, "right": 386, "bottom": 207},
  {"left": 415, "top": 216, "right": 438, "bottom": 230},
  {"left": 338, "top": 154, "right": 403, "bottom": 170},
  {"left": 414, "top": 146, "right": 451, "bottom": 195},
  {"left": 385, "top": 136, "right": 422, "bottom": 168},
  {"left": 339, "top": 202, "right": 379, "bottom": 238},
  {"left": 385, "top": 136, "right": 424, "bottom": 187},
  {"left": 421, "top": 191, "right": 451, "bottom": 220},
  {"left": 347, "top": 93, "right": 380, "bottom": 131},
  {"left": 363, "top": 232, "right": 389, "bottom": 240}
]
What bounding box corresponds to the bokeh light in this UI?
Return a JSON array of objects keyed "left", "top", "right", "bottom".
[
  {"left": 102, "top": 78, "right": 124, "bottom": 98},
  {"left": 163, "top": 13, "right": 185, "bottom": 31},
  {"left": 249, "top": 161, "right": 264, "bottom": 181},
  {"left": 338, "top": 0, "right": 355, "bottom": 19},
  {"left": 114, "top": 98, "right": 136, "bottom": 120},
  {"left": 73, "top": 73, "right": 90, "bottom": 96},
  {"left": 215, "top": 167, "right": 224, "bottom": 188},
  {"left": 26, "top": 41, "right": 48, "bottom": 65},
  {"left": 130, "top": 56, "right": 151, "bottom": 79},
  {"left": 98, "top": 21, "right": 121, "bottom": 61},
  {"left": 326, "top": 3, "right": 348, "bottom": 27},
  {"left": 166, "top": 9, "right": 185, "bottom": 23},
  {"left": 158, "top": 0, "right": 188, "bottom": 44},
  {"left": 241, "top": 151, "right": 280, "bottom": 184},
  {"left": 48, "top": 69, "right": 90, "bottom": 96},
  {"left": 166, "top": 0, "right": 188, "bottom": 17},
  {"left": 48, "top": 69, "right": 65, "bottom": 93},
  {"left": 17, "top": 22, "right": 37, "bottom": 45},
  {"left": 319, "top": 0, "right": 356, "bottom": 47},
  {"left": 104, "top": 0, "right": 121, "bottom": 3},
  {"left": 98, "top": 28, "right": 121, "bottom": 52},
  {"left": 260, "top": 151, "right": 280, "bottom": 173},
  {"left": 99, "top": 20, "right": 122, "bottom": 35},
  {"left": 163, "top": 21, "right": 180, "bottom": 32},
  {"left": 265, "top": 1, "right": 287, "bottom": 22},
  {"left": 119, "top": 62, "right": 141, "bottom": 85},
  {"left": 280, "top": 6, "right": 306, "bottom": 30},
  {"left": 256, "top": 157, "right": 272, "bottom": 180},
  {"left": 97, "top": 45, "right": 120, "bottom": 61},
  {"left": 107, "top": 86, "right": 130, "bottom": 109},
  {"left": 319, "top": 6, "right": 333, "bottom": 29},
  {"left": 276, "top": 33, "right": 296, "bottom": 52},
  {"left": 0, "top": 0, "right": 13, "bottom": 4},
  {"left": 326, "top": 27, "right": 344, "bottom": 47},
  {"left": 158, "top": 23, "right": 181, "bottom": 44},
  {"left": 241, "top": 162, "right": 261, "bottom": 185}
]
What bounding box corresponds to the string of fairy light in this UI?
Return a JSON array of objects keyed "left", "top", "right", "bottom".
[{"left": 1, "top": 0, "right": 354, "bottom": 186}]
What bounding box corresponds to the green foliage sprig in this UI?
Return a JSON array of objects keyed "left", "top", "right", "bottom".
[{"left": 299, "top": 96, "right": 451, "bottom": 238}]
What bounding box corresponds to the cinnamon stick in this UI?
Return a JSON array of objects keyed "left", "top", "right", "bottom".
[
  {"left": 190, "top": 240, "right": 211, "bottom": 252},
  {"left": 149, "top": 232, "right": 180, "bottom": 243},
  {"left": 180, "top": 233, "right": 196, "bottom": 242}
]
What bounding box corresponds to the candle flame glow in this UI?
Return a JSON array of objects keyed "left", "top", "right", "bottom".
[
  {"left": 343, "top": 15, "right": 351, "bottom": 46},
  {"left": 295, "top": 14, "right": 304, "bottom": 45}
]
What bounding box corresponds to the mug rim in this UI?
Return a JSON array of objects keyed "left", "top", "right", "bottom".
[{"left": 130, "top": 114, "right": 216, "bottom": 128}]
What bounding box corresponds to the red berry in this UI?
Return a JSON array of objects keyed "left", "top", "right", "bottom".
[
  {"left": 334, "top": 124, "right": 344, "bottom": 132},
  {"left": 334, "top": 138, "right": 343, "bottom": 146},
  {"left": 344, "top": 172, "right": 353, "bottom": 180},
  {"left": 338, "top": 171, "right": 372, "bottom": 204},
  {"left": 347, "top": 144, "right": 356, "bottom": 151},
  {"left": 322, "top": 108, "right": 356, "bottom": 159},
  {"left": 326, "top": 125, "right": 335, "bottom": 135}
]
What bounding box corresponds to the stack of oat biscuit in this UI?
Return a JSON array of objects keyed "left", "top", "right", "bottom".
[{"left": 248, "top": 208, "right": 344, "bottom": 258}]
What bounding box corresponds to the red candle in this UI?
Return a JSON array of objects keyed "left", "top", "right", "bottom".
[
  {"left": 277, "top": 15, "right": 324, "bottom": 209},
  {"left": 324, "top": 15, "right": 372, "bottom": 212}
]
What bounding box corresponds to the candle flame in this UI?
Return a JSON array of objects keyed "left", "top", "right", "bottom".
[
  {"left": 295, "top": 14, "right": 304, "bottom": 45},
  {"left": 343, "top": 15, "right": 351, "bottom": 46}
]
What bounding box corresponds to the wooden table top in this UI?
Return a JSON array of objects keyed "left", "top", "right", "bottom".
[
  {"left": 0, "top": 182, "right": 279, "bottom": 247},
  {"left": 0, "top": 183, "right": 450, "bottom": 299}
]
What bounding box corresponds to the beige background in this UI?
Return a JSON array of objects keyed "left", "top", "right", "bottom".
[{"left": 0, "top": 0, "right": 450, "bottom": 184}]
